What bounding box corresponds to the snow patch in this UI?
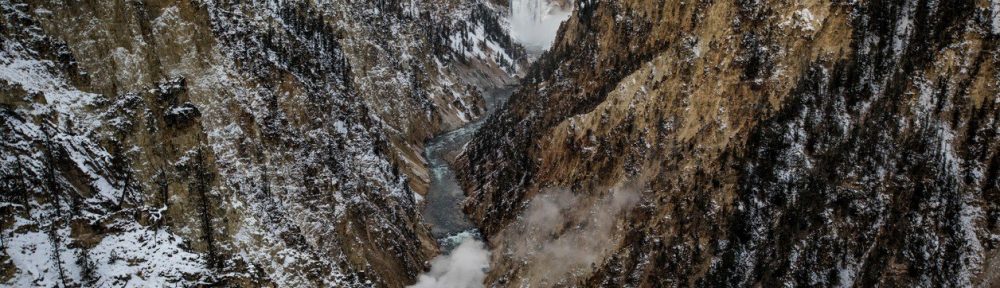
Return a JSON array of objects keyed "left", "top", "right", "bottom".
[
  {"left": 87, "top": 224, "right": 209, "bottom": 287},
  {"left": 892, "top": 0, "right": 918, "bottom": 58},
  {"left": 780, "top": 8, "right": 818, "bottom": 33},
  {"left": 4, "top": 228, "right": 82, "bottom": 287},
  {"left": 992, "top": 0, "right": 1000, "bottom": 34}
]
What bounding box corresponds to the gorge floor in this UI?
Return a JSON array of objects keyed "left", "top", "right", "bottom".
[{"left": 422, "top": 86, "right": 515, "bottom": 250}]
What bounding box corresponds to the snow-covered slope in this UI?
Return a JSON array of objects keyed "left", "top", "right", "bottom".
[{"left": 0, "top": 0, "right": 524, "bottom": 287}]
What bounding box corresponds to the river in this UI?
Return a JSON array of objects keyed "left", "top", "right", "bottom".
[{"left": 422, "top": 86, "right": 515, "bottom": 250}]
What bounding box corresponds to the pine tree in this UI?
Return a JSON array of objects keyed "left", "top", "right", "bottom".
[
  {"left": 40, "top": 124, "right": 69, "bottom": 287},
  {"left": 191, "top": 147, "right": 220, "bottom": 271}
]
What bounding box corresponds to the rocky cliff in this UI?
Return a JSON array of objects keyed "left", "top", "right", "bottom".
[
  {"left": 5, "top": 0, "right": 1000, "bottom": 287},
  {"left": 0, "top": 0, "right": 521, "bottom": 286},
  {"left": 460, "top": 0, "right": 1000, "bottom": 286}
]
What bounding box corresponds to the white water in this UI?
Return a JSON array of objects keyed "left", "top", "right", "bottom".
[
  {"left": 510, "top": 0, "right": 571, "bottom": 54},
  {"left": 408, "top": 235, "right": 489, "bottom": 288},
  {"left": 409, "top": 87, "right": 514, "bottom": 288}
]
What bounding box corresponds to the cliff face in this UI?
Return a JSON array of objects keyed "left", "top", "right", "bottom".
[
  {"left": 460, "top": 0, "right": 1000, "bottom": 286},
  {"left": 0, "top": 0, "right": 521, "bottom": 287}
]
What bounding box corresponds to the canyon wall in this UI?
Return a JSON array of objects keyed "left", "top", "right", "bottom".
[
  {"left": 0, "top": 0, "right": 521, "bottom": 286},
  {"left": 460, "top": 0, "right": 1000, "bottom": 286}
]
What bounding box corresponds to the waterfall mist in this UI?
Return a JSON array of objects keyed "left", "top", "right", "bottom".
[{"left": 510, "top": 0, "right": 571, "bottom": 54}]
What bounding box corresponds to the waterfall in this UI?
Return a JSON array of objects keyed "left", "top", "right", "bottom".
[{"left": 510, "top": 0, "right": 571, "bottom": 55}]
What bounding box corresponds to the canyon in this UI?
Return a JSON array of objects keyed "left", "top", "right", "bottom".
[{"left": 2, "top": 0, "right": 999, "bottom": 287}]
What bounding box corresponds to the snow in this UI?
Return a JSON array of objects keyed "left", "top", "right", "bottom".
[
  {"left": 168, "top": 105, "right": 194, "bottom": 115},
  {"left": 778, "top": 8, "right": 817, "bottom": 32},
  {"left": 0, "top": 42, "right": 104, "bottom": 133},
  {"left": 86, "top": 224, "right": 209, "bottom": 287},
  {"left": 56, "top": 133, "right": 120, "bottom": 204},
  {"left": 413, "top": 192, "right": 424, "bottom": 203},
  {"left": 334, "top": 120, "right": 349, "bottom": 134},
  {"left": 836, "top": 262, "right": 858, "bottom": 288},
  {"left": 0, "top": 4, "right": 212, "bottom": 286},
  {"left": 993, "top": 0, "right": 1000, "bottom": 34},
  {"left": 4, "top": 226, "right": 81, "bottom": 287},
  {"left": 892, "top": 0, "right": 917, "bottom": 59},
  {"left": 3, "top": 200, "right": 208, "bottom": 287},
  {"left": 1, "top": 0, "right": 521, "bottom": 286},
  {"left": 955, "top": 201, "right": 984, "bottom": 286},
  {"left": 449, "top": 23, "right": 515, "bottom": 67}
]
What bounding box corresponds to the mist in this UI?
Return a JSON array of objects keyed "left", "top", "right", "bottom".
[
  {"left": 409, "top": 186, "right": 638, "bottom": 287},
  {"left": 492, "top": 186, "right": 641, "bottom": 285},
  {"left": 410, "top": 185, "right": 640, "bottom": 287},
  {"left": 408, "top": 238, "right": 490, "bottom": 288},
  {"left": 510, "top": 0, "right": 572, "bottom": 53}
]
